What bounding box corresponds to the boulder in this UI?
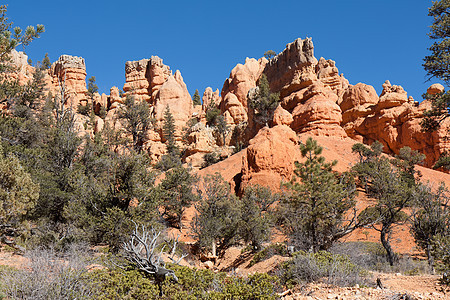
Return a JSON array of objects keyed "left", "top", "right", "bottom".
[{"left": 427, "top": 83, "right": 445, "bottom": 95}]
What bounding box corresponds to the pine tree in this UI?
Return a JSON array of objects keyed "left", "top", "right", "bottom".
[
  {"left": 158, "top": 165, "right": 198, "bottom": 229},
  {"left": 0, "top": 5, "right": 44, "bottom": 105},
  {"left": 193, "top": 173, "right": 240, "bottom": 256},
  {"left": 0, "top": 145, "right": 39, "bottom": 237},
  {"left": 248, "top": 74, "right": 279, "bottom": 127},
  {"left": 280, "top": 138, "right": 358, "bottom": 252},
  {"left": 352, "top": 142, "right": 417, "bottom": 266},
  {"left": 410, "top": 183, "right": 450, "bottom": 272},
  {"left": 41, "top": 53, "right": 51, "bottom": 70},
  {"left": 239, "top": 185, "right": 276, "bottom": 251},
  {"left": 421, "top": 1, "right": 450, "bottom": 134},
  {"left": 117, "top": 95, "right": 152, "bottom": 153},
  {"left": 162, "top": 106, "right": 179, "bottom": 156},
  {"left": 264, "top": 50, "right": 276, "bottom": 60},
  {"left": 192, "top": 89, "right": 201, "bottom": 106}
]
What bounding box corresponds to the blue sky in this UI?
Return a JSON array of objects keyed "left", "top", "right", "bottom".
[{"left": 8, "top": 1, "right": 438, "bottom": 101}]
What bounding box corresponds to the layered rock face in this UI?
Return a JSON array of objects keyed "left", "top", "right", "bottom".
[
  {"left": 264, "top": 38, "right": 347, "bottom": 138},
  {"left": 220, "top": 57, "right": 267, "bottom": 125},
  {"left": 50, "top": 55, "right": 88, "bottom": 107},
  {"left": 122, "top": 56, "right": 192, "bottom": 135},
  {"left": 340, "top": 80, "right": 450, "bottom": 167}
]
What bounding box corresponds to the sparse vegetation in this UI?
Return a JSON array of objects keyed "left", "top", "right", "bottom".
[{"left": 0, "top": 3, "right": 449, "bottom": 298}]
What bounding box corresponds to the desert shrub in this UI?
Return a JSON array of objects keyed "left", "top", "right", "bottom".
[
  {"left": 249, "top": 243, "right": 289, "bottom": 267},
  {"left": 331, "top": 241, "right": 430, "bottom": 275},
  {"left": 89, "top": 268, "right": 159, "bottom": 299},
  {"left": 0, "top": 245, "right": 94, "bottom": 299},
  {"left": 89, "top": 263, "right": 279, "bottom": 299},
  {"left": 202, "top": 152, "right": 221, "bottom": 168},
  {"left": 278, "top": 250, "right": 368, "bottom": 288},
  {"left": 77, "top": 103, "right": 91, "bottom": 116},
  {"left": 330, "top": 241, "right": 388, "bottom": 270}
]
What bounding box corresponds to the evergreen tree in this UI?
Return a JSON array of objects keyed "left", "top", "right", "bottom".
[
  {"left": 279, "top": 138, "right": 358, "bottom": 252},
  {"left": 0, "top": 145, "right": 39, "bottom": 239},
  {"left": 410, "top": 183, "right": 450, "bottom": 272},
  {"left": 205, "top": 100, "right": 221, "bottom": 126},
  {"left": 0, "top": 5, "right": 44, "bottom": 62},
  {"left": 239, "top": 185, "right": 276, "bottom": 251},
  {"left": 264, "top": 50, "right": 276, "bottom": 60},
  {"left": 421, "top": 1, "right": 450, "bottom": 138},
  {"left": 162, "top": 106, "right": 179, "bottom": 156},
  {"left": 215, "top": 115, "right": 229, "bottom": 146},
  {"left": 156, "top": 106, "right": 182, "bottom": 171},
  {"left": 87, "top": 76, "right": 98, "bottom": 97},
  {"left": 117, "top": 95, "right": 152, "bottom": 153},
  {"left": 193, "top": 173, "right": 240, "bottom": 257},
  {"left": 352, "top": 142, "right": 417, "bottom": 266},
  {"left": 192, "top": 89, "right": 201, "bottom": 106},
  {"left": 248, "top": 74, "right": 279, "bottom": 127},
  {"left": 158, "top": 165, "right": 198, "bottom": 229},
  {"left": 41, "top": 53, "right": 51, "bottom": 70},
  {"left": 0, "top": 5, "right": 44, "bottom": 105}
]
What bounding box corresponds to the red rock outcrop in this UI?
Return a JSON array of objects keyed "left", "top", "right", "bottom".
[
  {"left": 220, "top": 57, "right": 267, "bottom": 125},
  {"left": 340, "top": 81, "right": 450, "bottom": 167},
  {"left": 264, "top": 38, "right": 347, "bottom": 138},
  {"left": 240, "top": 125, "right": 299, "bottom": 191},
  {"left": 122, "top": 56, "right": 192, "bottom": 136},
  {"left": 50, "top": 55, "right": 87, "bottom": 107},
  {"left": 202, "top": 87, "right": 220, "bottom": 111}
]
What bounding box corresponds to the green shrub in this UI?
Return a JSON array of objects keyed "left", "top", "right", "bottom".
[
  {"left": 77, "top": 103, "right": 91, "bottom": 116},
  {"left": 202, "top": 152, "right": 221, "bottom": 168},
  {"left": 88, "top": 263, "right": 279, "bottom": 299}
]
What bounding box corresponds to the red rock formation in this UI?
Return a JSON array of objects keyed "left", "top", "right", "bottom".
[
  {"left": 50, "top": 55, "right": 87, "bottom": 107},
  {"left": 202, "top": 87, "right": 220, "bottom": 111},
  {"left": 122, "top": 56, "right": 192, "bottom": 136},
  {"left": 265, "top": 38, "right": 347, "bottom": 138},
  {"left": 240, "top": 125, "right": 299, "bottom": 191},
  {"left": 340, "top": 81, "right": 450, "bottom": 167},
  {"left": 220, "top": 57, "right": 267, "bottom": 125}
]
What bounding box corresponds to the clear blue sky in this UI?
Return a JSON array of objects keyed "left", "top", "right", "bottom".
[{"left": 8, "top": 0, "right": 439, "bottom": 101}]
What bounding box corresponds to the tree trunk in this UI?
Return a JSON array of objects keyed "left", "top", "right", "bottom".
[
  {"left": 426, "top": 243, "right": 435, "bottom": 274},
  {"left": 380, "top": 225, "right": 397, "bottom": 266},
  {"left": 212, "top": 240, "right": 217, "bottom": 258}
]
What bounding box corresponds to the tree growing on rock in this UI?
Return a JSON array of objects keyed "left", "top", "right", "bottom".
[
  {"left": 192, "top": 89, "right": 201, "bottom": 106},
  {"left": 279, "top": 138, "right": 359, "bottom": 252},
  {"left": 117, "top": 95, "right": 152, "bottom": 153},
  {"left": 156, "top": 106, "right": 182, "bottom": 171},
  {"left": 248, "top": 74, "right": 280, "bottom": 127},
  {"left": 264, "top": 50, "right": 276, "bottom": 60}
]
